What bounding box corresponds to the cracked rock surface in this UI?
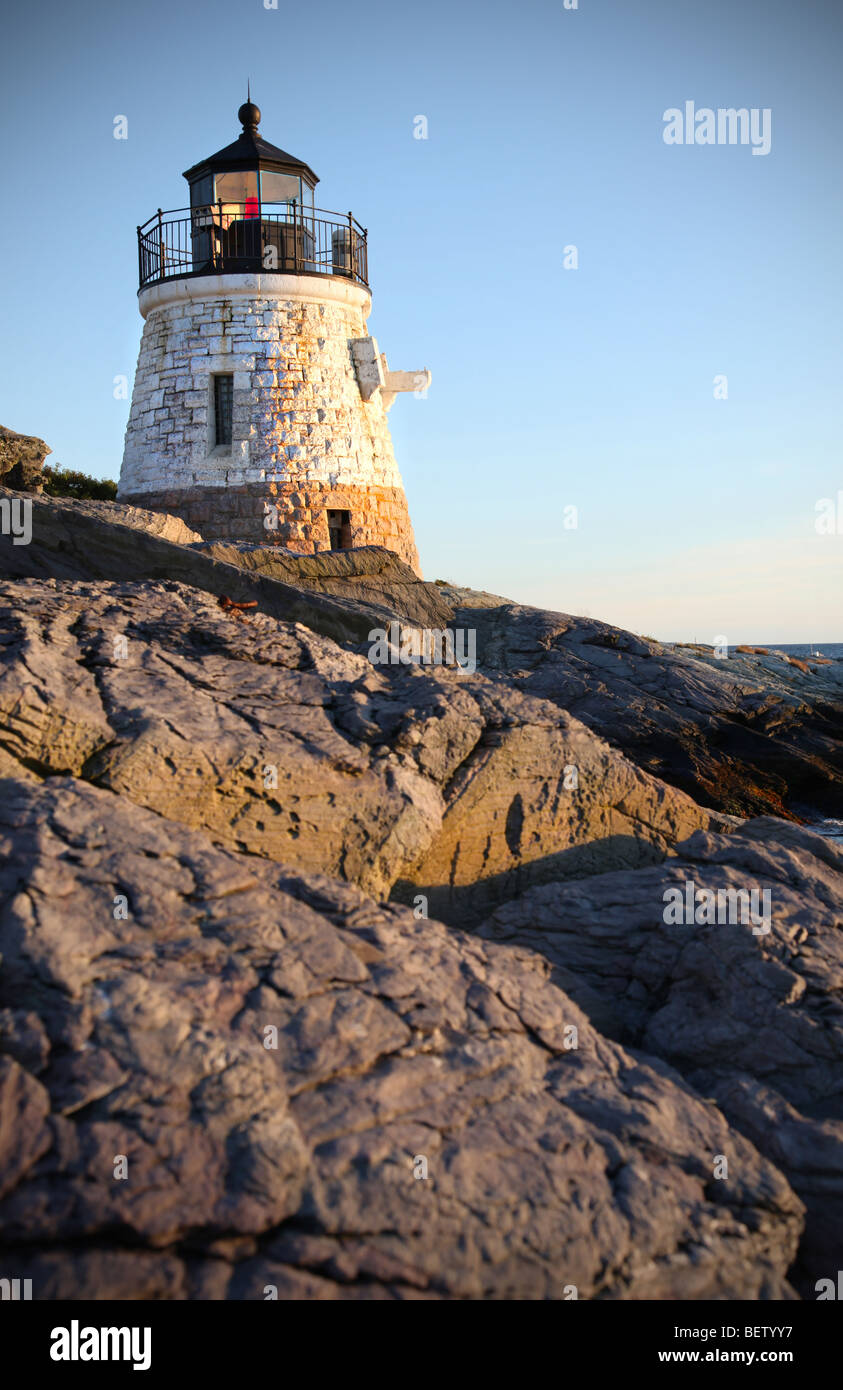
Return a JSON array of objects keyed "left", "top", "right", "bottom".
[
  {"left": 0, "top": 777, "right": 802, "bottom": 1299},
  {"left": 476, "top": 819, "right": 843, "bottom": 1292},
  {"left": 1, "top": 496, "right": 841, "bottom": 1301},
  {"left": 0, "top": 577, "right": 723, "bottom": 917},
  {"left": 452, "top": 604, "right": 843, "bottom": 821}
]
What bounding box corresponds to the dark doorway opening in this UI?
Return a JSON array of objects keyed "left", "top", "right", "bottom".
[{"left": 327, "top": 509, "right": 352, "bottom": 550}]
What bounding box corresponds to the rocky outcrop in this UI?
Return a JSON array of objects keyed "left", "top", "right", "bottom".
[
  {"left": 1, "top": 488, "right": 840, "bottom": 1300},
  {"left": 0, "top": 776, "right": 802, "bottom": 1299},
  {"left": 192, "top": 540, "right": 454, "bottom": 628},
  {"left": 0, "top": 488, "right": 403, "bottom": 645},
  {"left": 71, "top": 497, "right": 204, "bottom": 545},
  {"left": 476, "top": 819, "right": 843, "bottom": 1293},
  {"left": 3, "top": 489, "right": 841, "bottom": 830},
  {"left": 0, "top": 577, "right": 725, "bottom": 918},
  {"left": 451, "top": 604, "right": 843, "bottom": 820},
  {"left": 0, "top": 487, "right": 453, "bottom": 629},
  {"left": 0, "top": 425, "right": 51, "bottom": 492}
]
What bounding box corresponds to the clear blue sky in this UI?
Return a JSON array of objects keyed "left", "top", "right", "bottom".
[{"left": 2, "top": 0, "right": 841, "bottom": 640}]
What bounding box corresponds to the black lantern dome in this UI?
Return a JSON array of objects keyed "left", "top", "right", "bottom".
[{"left": 182, "top": 99, "right": 319, "bottom": 213}]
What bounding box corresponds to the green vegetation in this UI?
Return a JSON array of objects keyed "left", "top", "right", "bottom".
[{"left": 42, "top": 465, "right": 118, "bottom": 501}]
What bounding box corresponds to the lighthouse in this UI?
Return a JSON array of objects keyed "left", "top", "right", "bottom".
[{"left": 118, "top": 98, "right": 428, "bottom": 573}]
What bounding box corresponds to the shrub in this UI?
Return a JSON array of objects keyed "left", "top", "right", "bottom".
[{"left": 42, "top": 465, "right": 118, "bottom": 501}]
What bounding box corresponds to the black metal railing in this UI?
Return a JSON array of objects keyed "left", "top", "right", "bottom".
[{"left": 137, "top": 202, "right": 368, "bottom": 290}]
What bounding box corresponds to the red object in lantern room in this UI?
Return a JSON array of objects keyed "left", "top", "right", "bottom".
[{"left": 245, "top": 195, "right": 259, "bottom": 219}]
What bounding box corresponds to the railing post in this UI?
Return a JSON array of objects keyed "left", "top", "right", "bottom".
[
  {"left": 137, "top": 225, "right": 143, "bottom": 289},
  {"left": 292, "top": 198, "right": 298, "bottom": 272},
  {"left": 157, "top": 208, "right": 165, "bottom": 280},
  {"left": 348, "top": 211, "right": 354, "bottom": 279}
]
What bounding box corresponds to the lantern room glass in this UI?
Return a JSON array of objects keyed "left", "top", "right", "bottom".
[
  {"left": 189, "top": 171, "right": 315, "bottom": 218},
  {"left": 212, "top": 170, "right": 258, "bottom": 224},
  {"left": 260, "top": 171, "right": 301, "bottom": 206}
]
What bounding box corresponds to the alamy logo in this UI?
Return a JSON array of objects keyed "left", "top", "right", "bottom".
[
  {"left": 663, "top": 879, "right": 771, "bottom": 935},
  {"left": 815, "top": 492, "right": 843, "bottom": 534},
  {"left": 0, "top": 495, "right": 32, "bottom": 546},
  {"left": 663, "top": 102, "right": 772, "bottom": 156},
  {"left": 368, "top": 622, "right": 477, "bottom": 673},
  {"left": 50, "top": 1320, "right": 151, "bottom": 1372},
  {"left": 0, "top": 1277, "right": 32, "bottom": 1299}
]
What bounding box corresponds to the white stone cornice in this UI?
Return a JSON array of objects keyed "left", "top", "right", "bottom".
[{"left": 138, "top": 273, "right": 372, "bottom": 320}]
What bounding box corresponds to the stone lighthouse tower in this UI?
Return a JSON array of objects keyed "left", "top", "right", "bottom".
[{"left": 118, "top": 98, "right": 428, "bottom": 573}]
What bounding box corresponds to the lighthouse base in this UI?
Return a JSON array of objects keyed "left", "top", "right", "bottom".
[
  {"left": 119, "top": 272, "right": 423, "bottom": 577},
  {"left": 121, "top": 478, "right": 421, "bottom": 574}
]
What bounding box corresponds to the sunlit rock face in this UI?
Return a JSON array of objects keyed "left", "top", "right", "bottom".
[{"left": 2, "top": 498, "right": 843, "bottom": 1300}]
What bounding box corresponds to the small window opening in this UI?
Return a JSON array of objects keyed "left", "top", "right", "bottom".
[
  {"left": 213, "top": 375, "right": 233, "bottom": 448},
  {"left": 327, "top": 509, "right": 352, "bottom": 550}
]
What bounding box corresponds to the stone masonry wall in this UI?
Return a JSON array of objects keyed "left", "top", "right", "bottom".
[
  {"left": 121, "top": 480, "right": 419, "bottom": 570},
  {"left": 119, "top": 275, "right": 420, "bottom": 574}
]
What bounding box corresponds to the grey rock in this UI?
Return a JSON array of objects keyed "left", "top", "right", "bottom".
[
  {"left": 0, "top": 489, "right": 837, "bottom": 1301},
  {"left": 0, "top": 577, "right": 726, "bottom": 913},
  {"left": 0, "top": 776, "right": 802, "bottom": 1300},
  {"left": 453, "top": 604, "right": 843, "bottom": 820},
  {"left": 476, "top": 817, "right": 843, "bottom": 1290},
  {"left": 70, "top": 497, "right": 204, "bottom": 545},
  {"left": 0, "top": 425, "right": 51, "bottom": 492},
  {"left": 4, "top": 488, "right": 840, "bottom": 826},
  {"left": 192, "top": 541, "right": 455, "bottom": 629},
  {"left": 0, "top": 487, "right": 402, "bottom": 646}
]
